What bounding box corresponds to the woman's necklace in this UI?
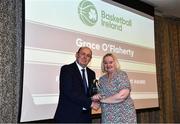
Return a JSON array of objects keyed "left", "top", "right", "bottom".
[
  {"left": 107, "top": 74, "right": 113, "bottom": 84},
  {"left": 107, "top": 70, "right": 117, "bottom": 84}
]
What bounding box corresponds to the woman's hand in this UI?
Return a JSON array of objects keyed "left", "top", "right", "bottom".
[{"left": 91, "top": 93, "right": 102, "bottom": 102}]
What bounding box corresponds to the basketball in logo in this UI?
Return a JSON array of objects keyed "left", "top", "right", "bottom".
[{"left": 78, "top": 0, "right": 98, "bottom": 26}]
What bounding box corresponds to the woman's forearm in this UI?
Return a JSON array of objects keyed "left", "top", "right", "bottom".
[{"left": 100, "top": 89, "right": 130, "bottom": 103}]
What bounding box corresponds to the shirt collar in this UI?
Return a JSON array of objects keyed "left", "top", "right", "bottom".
[{"left": 75, "top": 61, "right": 86, "bottom": 71}]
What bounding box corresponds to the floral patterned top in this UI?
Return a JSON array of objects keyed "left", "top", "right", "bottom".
[{"left": 98, "top": 70, "right": 137, "bottom": 123}]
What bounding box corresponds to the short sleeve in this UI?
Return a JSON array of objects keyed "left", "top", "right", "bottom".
[{"left": 118, "top": 71, "right": 131, "bottom": 90}]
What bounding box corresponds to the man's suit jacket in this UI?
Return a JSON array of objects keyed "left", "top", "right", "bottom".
[{"left": 54, "top": 62, "right": 96, "bottom": 123}]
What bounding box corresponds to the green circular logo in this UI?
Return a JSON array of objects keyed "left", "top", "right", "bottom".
[{"left": 78, "top": 0, "right": 98, "bottom": 26}]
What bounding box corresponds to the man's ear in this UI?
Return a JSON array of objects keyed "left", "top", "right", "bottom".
[{"left": 75, "top": 52, "right": 78, "bottom": 58}]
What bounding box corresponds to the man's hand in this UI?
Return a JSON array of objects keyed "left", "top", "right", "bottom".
[
  {"left": 91, "top": 93, "right": 101, "bottom": 102},
  {"left": 91, "top": 101, "right": 100, "bottom": 110}
]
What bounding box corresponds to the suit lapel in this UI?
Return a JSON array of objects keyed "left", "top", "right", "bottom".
[
  {"left": 86, "top": 68, "right": 92, "bottom": 88},
  {"left": 72, "top": 62, "right": 83, "bottom": 82},
  {"left": 72, "top": 62, "right": 92, "bottom": 95}
]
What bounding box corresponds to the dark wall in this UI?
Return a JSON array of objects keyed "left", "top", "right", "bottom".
[
  {"left": 1, "top": 0, "right": 180, "bottom": 123},
  {"left": 0, "top": 0, "right": 23, "bottom": 123}
]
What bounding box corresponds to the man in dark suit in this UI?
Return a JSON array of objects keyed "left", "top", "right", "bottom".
[{"left": 54, "top": 47, "right": 99, "bottom": 123}]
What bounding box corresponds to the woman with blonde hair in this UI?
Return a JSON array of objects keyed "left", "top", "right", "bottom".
[{"left": 95, "top": 53, "right": 137, "bottom": 123}]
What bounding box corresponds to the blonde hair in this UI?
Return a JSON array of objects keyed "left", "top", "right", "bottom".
[{"left": 101, "top": 53, "right": 120, "bottom": 73}]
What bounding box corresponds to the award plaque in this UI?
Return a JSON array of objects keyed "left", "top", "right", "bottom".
[{"left": 91, "top": 79, "right": 99, "bottom": 95}]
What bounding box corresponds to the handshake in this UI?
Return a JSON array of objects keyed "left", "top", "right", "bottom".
[
  {"left": 90, "top": 79, "right": 105, "bottom": 110},
  {"left": 90, "top": 93, "right": 103, "bottom": 111}
]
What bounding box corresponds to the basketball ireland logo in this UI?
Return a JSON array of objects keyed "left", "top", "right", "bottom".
[{"left": 78, "top": 0, "right": 98, "bottom": 26}]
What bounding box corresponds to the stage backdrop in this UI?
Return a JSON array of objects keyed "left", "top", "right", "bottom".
[{"left": 21, "top": 0, "right": 158, "bottom": 122}]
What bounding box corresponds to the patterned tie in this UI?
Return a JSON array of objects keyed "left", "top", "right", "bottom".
[{"left": 81, "top": 69, "right": 88, "bottom": 94}]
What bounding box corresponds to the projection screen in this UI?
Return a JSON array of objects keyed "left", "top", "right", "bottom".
[{"left": 21, "top": 0, "right": 159, "bottom": 122}]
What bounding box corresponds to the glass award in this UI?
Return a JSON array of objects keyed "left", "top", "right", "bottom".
[{"left": 91, "top": 79, "right": 99, "bottom": 95}]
